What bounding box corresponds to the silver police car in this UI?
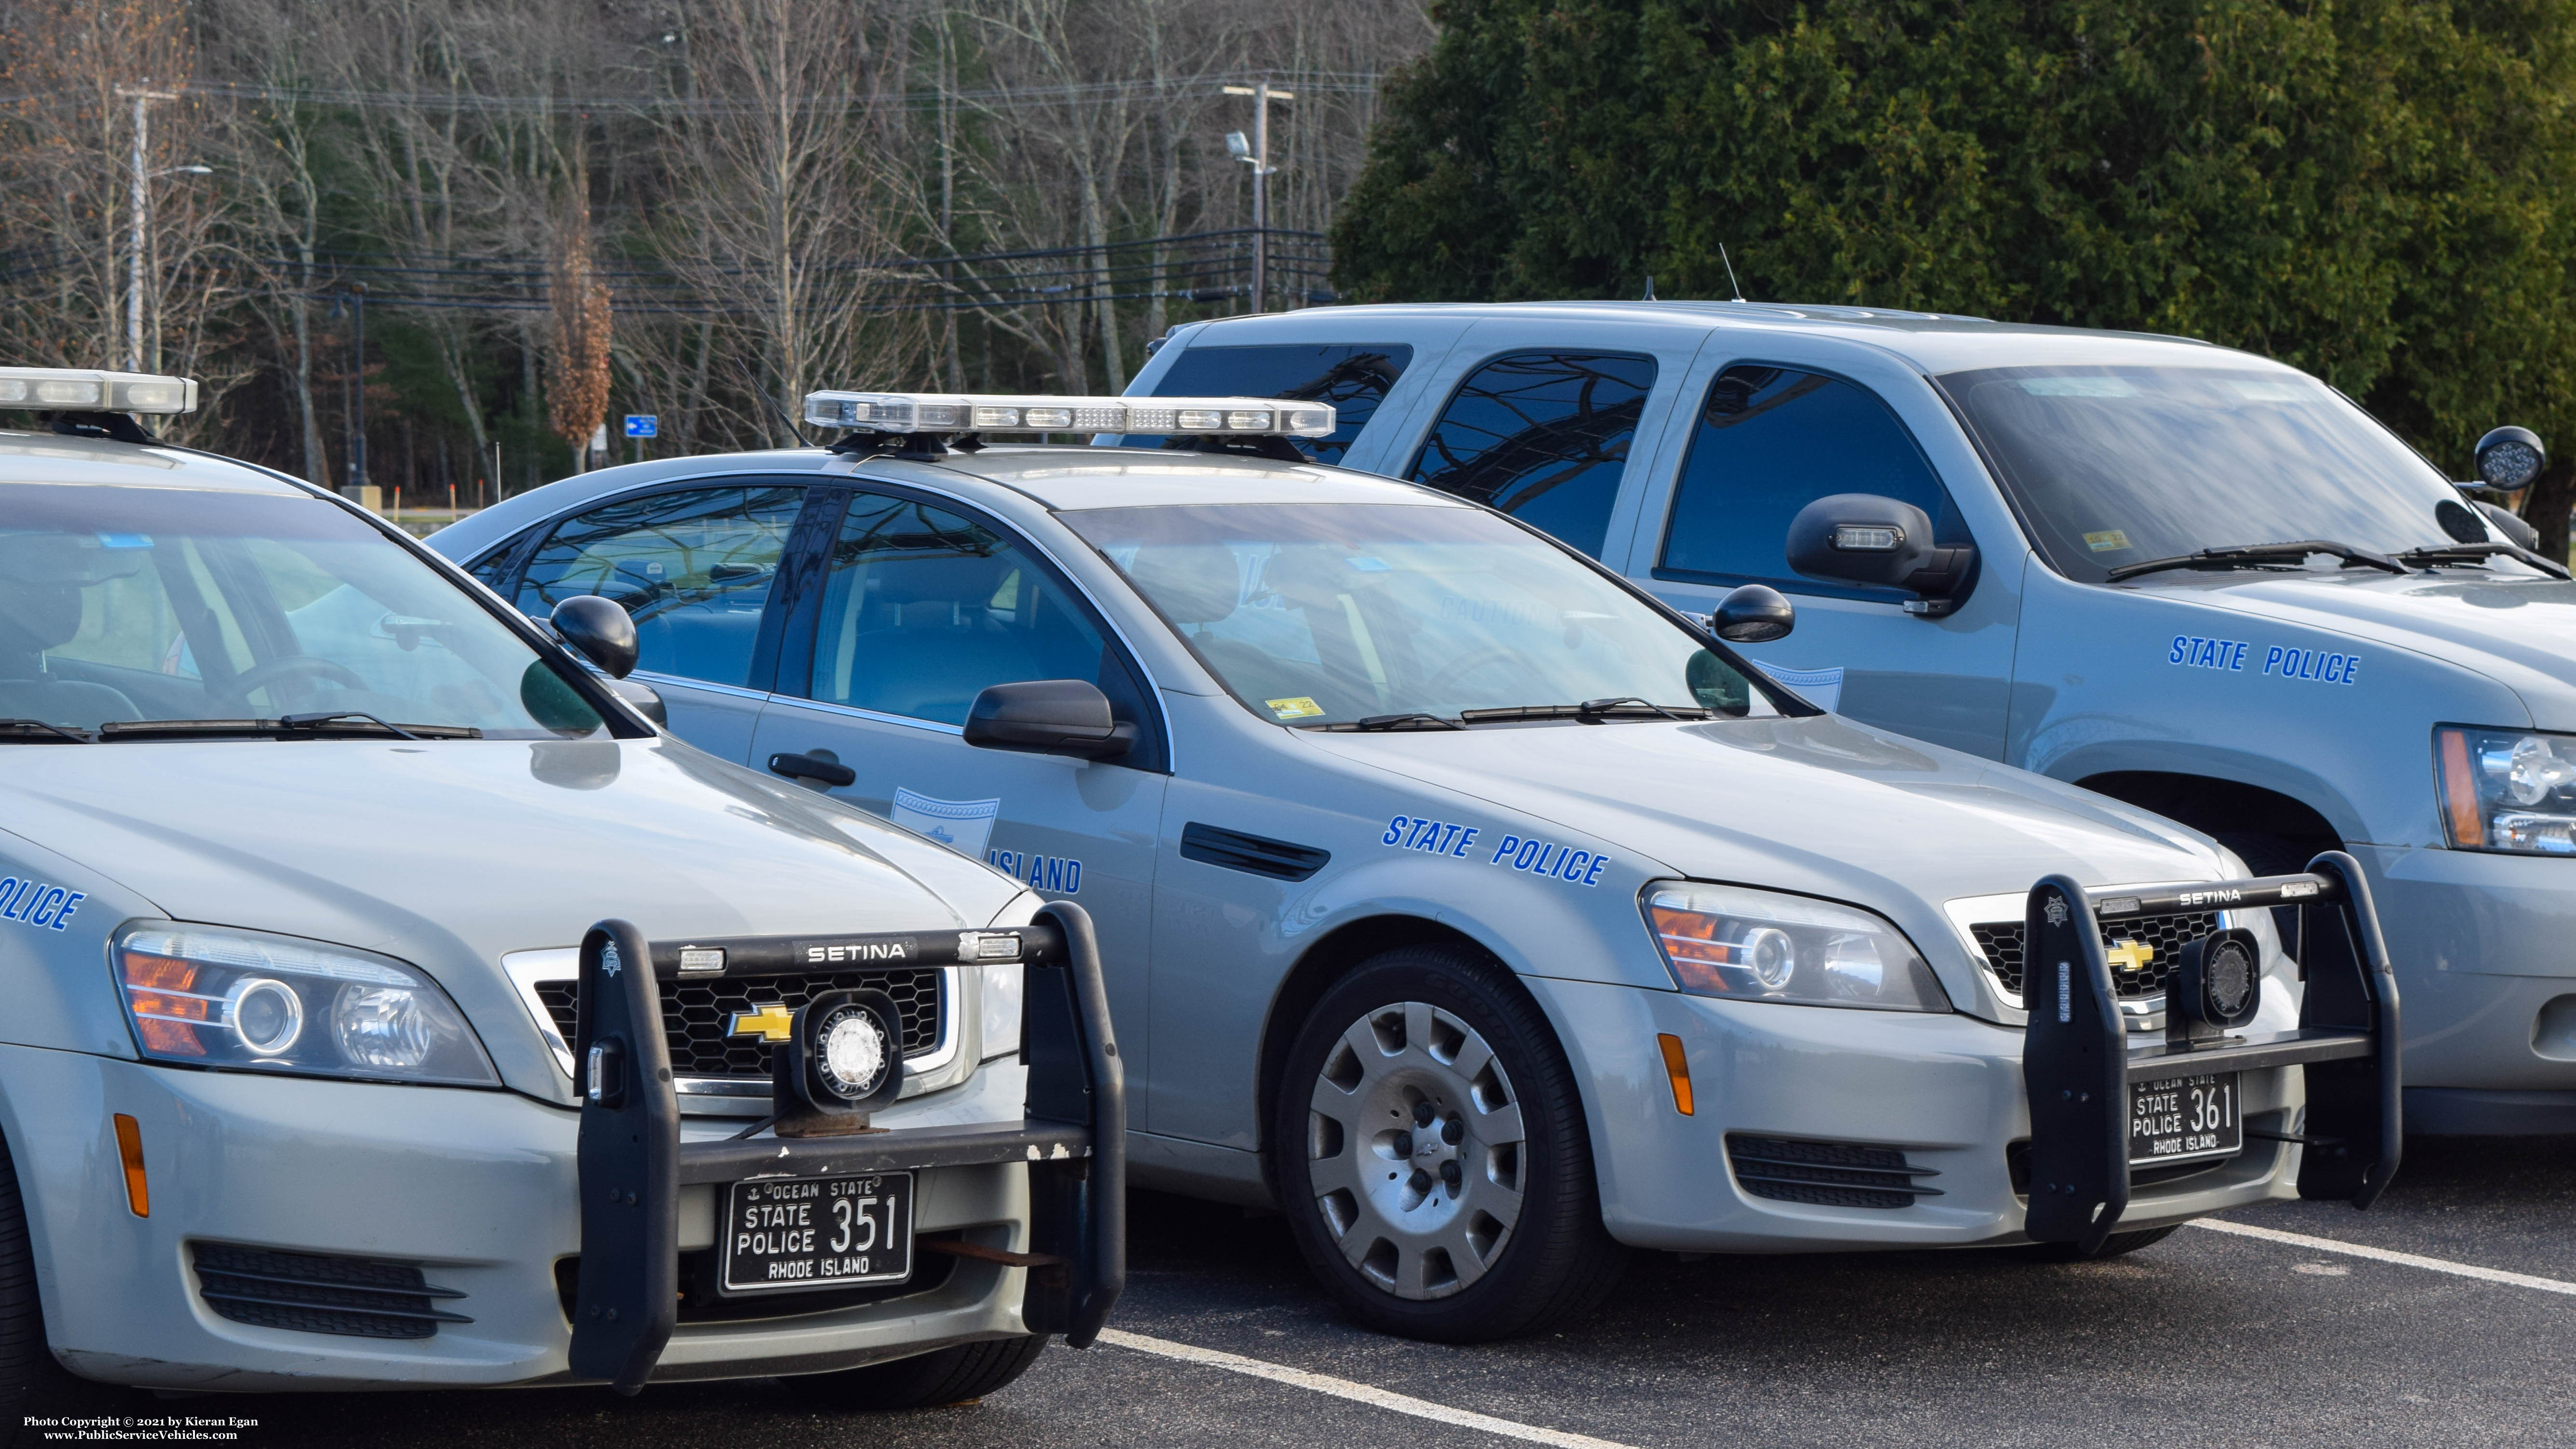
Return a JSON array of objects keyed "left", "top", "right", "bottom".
[
  {"left": 434, "top": 387, "right": 2398, "bottom": 1342},
  {"left": 0, "top": 369, "right": 1120, "bottom": 1431}
]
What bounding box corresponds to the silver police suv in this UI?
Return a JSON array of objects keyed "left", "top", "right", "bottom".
[
  {"left": 0, "top": 369, "right": 1120, "bottom": 1436},
  {"left": 436, "top": 386, "right": 2399, "bottom": 1343},
  {"left": 1123, "top": 303, "right": 2568, "bottom": 1135}
]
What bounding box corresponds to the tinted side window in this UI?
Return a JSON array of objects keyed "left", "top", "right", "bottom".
[
  {"left": 1125, "top": 342, "right": 1412, "bottom": 465},
  {"left": 1658, "top": 366, "right": 1965, "bottom": 594},
  {"left": 1407, "top": 352, "right": 1656, "bottom": 559},
  {"left": 516, "top": 485, "right": 803, "bottom": 686},
  {"left": 806, "top": 492, "right": 1152, "bottom": 747}
]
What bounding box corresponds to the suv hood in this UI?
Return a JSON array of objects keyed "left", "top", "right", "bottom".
[
  {"left": 1312, "top": 714, "right": 2229, "bottom": 910},
  {"left": 2154, "top": 568, "right": 2576, "bottom": 727},
  {"left": 0, "top": 738, "right": 1020, "bottom": 1092}
]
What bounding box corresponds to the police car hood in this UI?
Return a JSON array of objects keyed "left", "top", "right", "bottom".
[
  {"left": 1315, "top": 714, "right": 2228, "bottom": 905},
  {"left": 0, "top": 738, "right": 1019, "bottom": 1091},
  {"left": 2142, "top": 568, "right": 2576, "bottom": 727}
]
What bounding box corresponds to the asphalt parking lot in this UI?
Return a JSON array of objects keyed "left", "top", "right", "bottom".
[{"left": 107, "top": 1133, "right": 2571, "bottom": 1449}]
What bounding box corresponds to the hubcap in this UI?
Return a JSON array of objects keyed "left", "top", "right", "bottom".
[{"left": 1305, "top": 1000, "right": 1525, "bottom": 1300}]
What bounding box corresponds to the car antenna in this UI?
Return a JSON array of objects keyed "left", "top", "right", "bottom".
[
  {"left": 759, "top": 392, "right": 813, "bottom": 448},
  {"left": 1719, "top": 244, "right": 1747, "bottom": 303},
  {"left": 1643, "top": 274, "right": 1656, "bottom": 301}
]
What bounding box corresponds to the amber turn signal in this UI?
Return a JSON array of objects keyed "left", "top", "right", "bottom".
[
  {"left": 1657, "top": 1034, "right": 1694, "bottom": 1116},
  {"left": 112, "top": 1113, "right": 148, "bottom": 1217}
]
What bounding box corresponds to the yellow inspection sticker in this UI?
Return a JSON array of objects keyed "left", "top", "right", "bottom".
[
  {"left": 1266, "top": 696, "right": 1325, "bottom": 720},
  {"left": 2085, "top": 529, "right": 2132, "bottom": 552}
]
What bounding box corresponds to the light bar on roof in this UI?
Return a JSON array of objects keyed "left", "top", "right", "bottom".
[
  {"left": 803, "top": 390, "right": 1334, "bottom": 439},
  {"left": 0, "top": 367, "right": 198, "bottom": 415}
]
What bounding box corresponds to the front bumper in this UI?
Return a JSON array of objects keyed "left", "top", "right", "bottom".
[
  {"left": 2, "top": 1045, "right": 1040, "bottom": 1392},
  {"left": 1538, "top": 979, "right": 2306, "bottom": 1253},
  {"left": 2357, "top": 842, "right": 2576, "bottom": 1111}
]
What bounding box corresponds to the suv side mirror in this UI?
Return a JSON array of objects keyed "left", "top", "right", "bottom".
[
  {"left": 964, "top": 679, "right": 1137, "bottom": 761},
  {"left": 2474, "top": 426, "right": 2546, "bottom": 493},
  {"left": 1785, "top": 494, "right": 1976, "bottom": 617},
  {"left": 1708, "top": 584, "right": 1795, "bottom": 643},
  {"left": 551, "top": 595, "right": 639, "bottom": 679}
]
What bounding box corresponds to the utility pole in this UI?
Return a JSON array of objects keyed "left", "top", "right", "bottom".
[
  {"left": 116, "top": 85, "right": 179, "bottom": 372},
  {"left": 348, "top": 283, "right": 368, "bottom": 497},
  {"left": 1223, "top": 82, "right": 1294, "bottom": 314}
]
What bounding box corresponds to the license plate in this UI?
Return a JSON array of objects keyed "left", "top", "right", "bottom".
[
  {"left": 720, "top": 1172, "right": 914, "bottom": 1295},
  {"left": 2127, "top": 1073, "right": 2242, "bottom": 1165}
]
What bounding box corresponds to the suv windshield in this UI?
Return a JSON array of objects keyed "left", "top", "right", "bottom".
[
  {"left": 1936, "top": 365, "right": 2486, "bottom": 582},
  {"left": 0, "top": 483, "right": 605, "bottom": 737},
  {"left": 1062, "top": 502, "right": 1779, "bottom": 727}
]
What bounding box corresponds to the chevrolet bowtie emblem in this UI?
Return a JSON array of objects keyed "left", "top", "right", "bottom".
[
  {"left": 2106, "top": 940, "right": 2155, "bottom": 974},
  {"left": 729, "top": 1003, "right": 796, "bottom": 1042}
]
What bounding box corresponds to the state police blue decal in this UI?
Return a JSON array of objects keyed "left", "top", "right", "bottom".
[
  {"left": 2167, "top": 635, "right": 2250, "bottom": 671},
  {"left": 2167, "top": 635, "right": 2360, "bottom": 686},
  {"left": 1382, "top": 815, "right": 1480, "bottom": 858},
  {"left": 0, "top": 876, "right": 86, "bottom": 931},
  {"left": 1486, "top": 834, "right": 1610, "bottom": 887}
]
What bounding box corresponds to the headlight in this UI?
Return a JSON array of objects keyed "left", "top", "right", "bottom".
[
  {"left": 114, "top": 924, "right": 499, "bottom": 1085},
  {"left": 2436, "top": 725, "right": 2576, "bottom": 854},
  {"left": 1642, "top": 882, "right": 1952, "bottom": 1012}
]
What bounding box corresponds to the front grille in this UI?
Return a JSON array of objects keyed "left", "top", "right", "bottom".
[
  {"left": 537, "top": 969, "right": 943, "bottom": 1078},
  {"left": 192, "top": 1244, "right": 470, "bottom": 1340},
  {"left": 1970, "top": 912, "right": 2220, "bottom": 1000},
  {"left": 1726, "top": 1135, "right": 1941, "bottom": 1210}
]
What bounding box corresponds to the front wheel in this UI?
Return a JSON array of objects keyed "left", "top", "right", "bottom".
[
  {"left": 779, "top": 1335, "right": 1046, "bottom": 1410},
  {"left": 1273, "top": 944, "right": 1628, "bottom": 1342}
]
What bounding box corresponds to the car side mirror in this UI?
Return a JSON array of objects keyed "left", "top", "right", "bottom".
[
  {"left": 2479, "top": 501, "right": 2543, "bottom": 552},
  {"left": 2473, "top": 426, "right": 2546, "bottom": 494},
  {"left": 1785, "top": 493, "right": 1976, "bottom": 617},
  {"left": 964, "top": 679, "right": 1137, "bottom": 761},
  {"left": 551, "top": 595, "right": 639, "bottom": 679},
  {"left": 1708, "top": 584, "right": 1795, "bottom": 643}
]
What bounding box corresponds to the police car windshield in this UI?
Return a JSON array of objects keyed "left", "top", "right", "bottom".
[
  {"left": 0, "top": 484, "right": 606, "bottom": 738},
  {"left": 1937, "top": 365, "right": 2481, "bottom": 583},
  {"left": 1064, "top": 502, "right": 1779, "bottom": 727}
]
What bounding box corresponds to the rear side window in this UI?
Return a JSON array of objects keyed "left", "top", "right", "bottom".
[
  {"left": 1658, "top": 365, "right": 1966, "bottom": 595},
  {"left": 516, "top": 484, "right": 804, "bottom": 687},
  {"left": 1407, "top": 352, "right": 1656, "bottom": 560},
  {"left": 1124, "top": 342, "right": 1411, "bottom": 465}
]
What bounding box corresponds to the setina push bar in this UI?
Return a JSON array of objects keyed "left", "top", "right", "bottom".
[
  {"left": 2022, "top": 851, "right": 2400, "bottom": 1256},
  {"left": 564, "top": 902, "right": 1124, "bottom": 1393}
]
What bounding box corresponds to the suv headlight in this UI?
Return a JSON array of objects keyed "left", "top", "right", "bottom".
[
  {"left": 2437, "top": 725, "right": 2576, "bottom": 855},
  {"left": 1642, "top": 882, "right": 1952, "bottom": 1012},
  {"left": 114, "top": 924, "right": 499, "bottom": 1085}
]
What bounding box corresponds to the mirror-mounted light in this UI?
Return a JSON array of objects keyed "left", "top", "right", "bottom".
[
  {"left": 0, "top": 367, "right": 198, "bottom": 415},
  {"left": 2475, "top": 425, "right": 2546, "bottom": 493},
  {"left": 804, "top": 390, "right": 1334, "bottom": 439},
  {"left": 1831, "top": 524, "right": 1903, "bottom": 552},
  {"left": 1786, "top": 494, "right": 1978, "bottom": 617}
]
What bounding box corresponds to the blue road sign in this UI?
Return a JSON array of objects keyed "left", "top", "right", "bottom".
[{"left": 623, "top": 415, "right": 658, "bottom": 438}]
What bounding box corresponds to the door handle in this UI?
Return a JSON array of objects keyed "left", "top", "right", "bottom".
[{"left": 767, "top": 752, "right": 856, "bottom": 788}]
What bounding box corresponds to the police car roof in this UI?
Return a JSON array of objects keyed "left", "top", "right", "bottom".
[
  {"left": 1172, "top": 301, "right": 2279, "bottom": 376},
  {"left": 919, "top": 444, "right": 1459, "bottom": 512},
  {"left": 0, "top": 425, "right": 309, "bottom": 496}
]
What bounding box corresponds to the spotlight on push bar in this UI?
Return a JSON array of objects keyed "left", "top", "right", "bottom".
[
  {"left": 2169, "top": 928, "right": 2262, "bottom": 1042},
  {"left": 772, "top": 988, "right": 905, "bottom": 1132},
  {"left": 803, "top": 390, "right": 1335, "bottom": 439}
]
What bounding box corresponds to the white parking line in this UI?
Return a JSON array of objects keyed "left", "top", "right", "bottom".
[
  {"left": 2192, "top": 1218, "right": 2576, "bottom": 1297},
  {"left": 1096, "top": 1328, "right": 1637, "bottom": 1449}
]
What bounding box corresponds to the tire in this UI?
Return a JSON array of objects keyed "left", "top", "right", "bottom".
[
  {"left": 1273, "top": 943, "right": 1628, "bottom": 1342},
  {"left": 780, "top": 1335, "right": 1046, "bottom": 1410},
  {"left": 2017, "top": 1224, "right": 2180, "bottom": 1262}
]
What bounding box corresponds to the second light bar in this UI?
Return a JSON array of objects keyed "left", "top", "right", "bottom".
[{"left": 804, "top": 390, "right": 1335, "bottom": 438}]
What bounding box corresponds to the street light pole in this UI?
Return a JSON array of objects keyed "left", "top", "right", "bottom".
[
  {"left": 348, "top": 283, "right": 368, "bottom": 497},
  {"left": 1223, "top": 82, "right": 1294, "bottom": 313},
  {"left": 116, "top": 85, "right": 178, "bottom": 372}
]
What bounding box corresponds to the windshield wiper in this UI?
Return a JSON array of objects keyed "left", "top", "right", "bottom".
[
  {"left": 1344, "top": 712, "right": 1464, "bottom": 732},
  {"left": 97, "top": 717, "right": 482, "bottom": 740},
  {"left": 2391, "top": 542, "right": 2574, "bottom": 580},
  {"left": 2105, "top": 540, "right": 2410, "bottom": 584},
  {"left": 1457, "top": 700, "right": 1712, "bottom": 726},
  {"left": 0, "top": 718, "right": 92, "bottom": 743}
]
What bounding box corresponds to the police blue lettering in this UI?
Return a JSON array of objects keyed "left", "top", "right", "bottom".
[
  {"left": 1489, "top": 834, "right": 1521, "bottom": 863},
  {"left": 2260, "top": 645, "right": 2361, "bottom": 686},
  {"left": 0, "top": 878, "right": 84, "bottom": 931},
  {"left": 2168, "top": 635, "right": 2249, "bottom": 672},
  {"left": 1382, "top": 816, "right": 1409, "bottom": 847},
  {"left": 1486, "top": 837, "right": 1608, "bottom": 887}
]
